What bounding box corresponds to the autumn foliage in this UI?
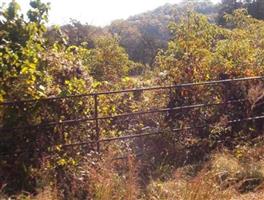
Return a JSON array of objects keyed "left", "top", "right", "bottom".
[{"left": 0, "top": 0, "right": 264, "bottom": 199}]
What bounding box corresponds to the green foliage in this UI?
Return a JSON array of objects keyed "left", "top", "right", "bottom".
[
  {"left": 0, "top": 1, "right": 142, "bottom": 195},
  {"left": 155, "top": 10, "right": 264, "bottom": 84},
  {"left": 0, "top": 0, "right": 51, "bottom": 102},
  {"left": 88, "top": 37, "right": 133, "bottom": 82},
  {"left": 218, "top": 0, "right": 264, "bottom": 25},
  {"left": 108, "top": 1, "right": 219, "bottom": 65},
  {"left": 27, "top": 0, "right": 50, "bottom": 24},
  {"left": 58, "top": 19, "right": 107, "bottom": 48},
  {"left": 1, "top": 1, "right": 264, "bottom": 198},
  {"left": 154, "top": 10, "right": 264, "bottom": 155},
  {"left": 0, "top": 1, "right": 93, "bottom": 194}
]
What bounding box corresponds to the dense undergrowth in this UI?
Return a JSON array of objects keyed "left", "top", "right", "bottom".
[
  {"left": 0, "top": 1, "right": 264, "bottom": 199},
  {"left": 2, "top": 140, "right": 264, "bottom": 200}
]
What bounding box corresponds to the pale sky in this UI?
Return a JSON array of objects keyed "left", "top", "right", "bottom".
[{"left": 1, "top": 0, "right": 217, "bottom": 26}]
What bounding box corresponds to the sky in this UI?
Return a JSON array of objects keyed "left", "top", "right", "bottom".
[{"left": 1, "top": 0, "right": 217, "bottom": 26}]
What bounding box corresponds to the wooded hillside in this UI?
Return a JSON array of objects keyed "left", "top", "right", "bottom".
[{"left": 0, "top": 0, "right": 264, "bottom": 199}]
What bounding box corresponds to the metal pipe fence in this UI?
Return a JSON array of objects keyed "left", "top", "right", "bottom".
[{"left": 1, "top": 76, "right": 264, "bottom": 153}]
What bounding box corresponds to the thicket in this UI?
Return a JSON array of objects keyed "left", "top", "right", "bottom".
[
  {"left": 151, "top": 10, "right": 264, "bottom": 168},
  {"left": 0, "top": 0, "right": 264, "bottom": 199},
  {"left": 0, "top": 0, "right": 140, "bottom": 196},
  {"left": 218, "top": 0, "right": 264, "bottom": 25}
]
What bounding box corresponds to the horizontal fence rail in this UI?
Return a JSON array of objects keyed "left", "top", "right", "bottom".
[
  {"left": 1, "top": 76, "right": 263, "bottom": 106},
  {"left": 1, "top": 76, "right": 264, "bottom": 154},
  {"left": 62, "top": 115, "right": 264, "bottom": 148},
  {"left": 0, "top": 98, "right": 247, "bottom": 131}
]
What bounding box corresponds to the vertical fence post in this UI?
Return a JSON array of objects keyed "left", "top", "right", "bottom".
[
  {"left": 168, "top": 87, "right": 173, "bottom": 128},
  {"left": 169, "top": 88, "right": 173, "bottom": 102},
  {"left": 94, "top": 94, "right": 100, "bottom": 153}
]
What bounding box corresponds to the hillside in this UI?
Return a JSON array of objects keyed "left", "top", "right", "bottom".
[
  {"left": 50, "top": 1, "right": 219, "bottom": 66},
  {"left": 46, "top": 0, "right": 264, "bottom": 66},
  {"left": 107, "top": 2, "right": 219, "bottom": 65}
]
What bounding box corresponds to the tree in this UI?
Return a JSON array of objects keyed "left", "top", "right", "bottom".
[
  {"left": 87, "top": 37, "right": 134, "bottom": 82},
  {"left": 0, "top": 0, "right": 49, "bottom": 102},
  {"left": 155, "top": 10, "right": 264, "bottom": 152},
  {"left": 0, "top": 1, "right": 92, "bottom": 194},
  {"left": 108, "top": 1, "right": 219, "bottom": 65},
  {"left": 155, "top": 10, "right": 264, "bottom": 84},
  {"left": 218, "top": 0, "right": 264, "bottom": 24},
  {"left": 218, "top": 0, "right": 243, "bottom": 25},
  {"left": 46, "top": 19, "right": 107, "bottom": 48}
]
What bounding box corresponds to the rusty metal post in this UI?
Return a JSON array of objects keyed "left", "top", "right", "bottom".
[
  {"left": 94, "top": 94, "right": 100, "bottom": 152},
  {"left": 169, "top": 86, "right": 173, "bottom": 115},
  {"left": 169, "top": 88, "right": 173, "bottom": 101}
]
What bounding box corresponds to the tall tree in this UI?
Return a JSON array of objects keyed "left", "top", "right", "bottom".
[
  {"left": 87, "top": 37, "right": 134, "bottom": 82},
  {"left": 218, "top": 0, "right": 243, "bottom": 25}
]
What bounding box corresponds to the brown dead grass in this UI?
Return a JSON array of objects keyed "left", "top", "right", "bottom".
[
  {"left": 4, "top": 145, "right": 264, "bottom": 200},
  {"left": 145, "top": 146, "right": 264, "bottom": 200},
  {"left": 87, "top": 153, "right": 140, "bottom": 200}
]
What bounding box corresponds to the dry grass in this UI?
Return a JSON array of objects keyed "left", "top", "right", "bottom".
[
  {"left": 145, "top": 146, "right": 264, "bottom": 200},
  {"left": 0, "top": 187, "right": 59, "bottom": 200},
  {"left": 87, "top": 153, "right": 140, "bottom": 200},
  {"left": 32, "top": 187, "right": 59, "bottom": 200},
  {"left": 145, "top": 169, "right": 232, "bottom": 200},
  {"left": 3, "top": 145, "right": 264, "bottom": 200},
  {"left": 212, "top": 152, "right": 242, "bottom": 175}
]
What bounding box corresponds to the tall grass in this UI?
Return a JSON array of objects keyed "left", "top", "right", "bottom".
[{"left": 87, "top": 153, "right": 140, "bottom": 200}]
